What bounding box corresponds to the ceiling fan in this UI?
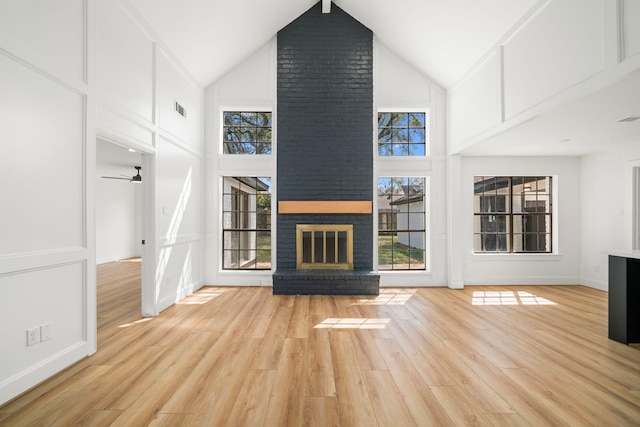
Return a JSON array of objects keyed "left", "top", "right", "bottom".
[{"left": 101, "top": 166, "right": 142, "bottom": 183}]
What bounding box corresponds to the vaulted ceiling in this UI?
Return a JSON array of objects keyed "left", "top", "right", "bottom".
[
  {"left": 127, "top": 0, "right": 539, "bottom": 89},
  {"left": 124, "top": 0, "right": 639, "bottom": 157}
]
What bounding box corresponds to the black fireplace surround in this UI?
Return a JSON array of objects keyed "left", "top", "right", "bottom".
[{"left": 273, "top": 2, "right": 380, "bottom": 295}]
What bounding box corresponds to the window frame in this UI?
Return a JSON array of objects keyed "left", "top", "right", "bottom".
[
  {"left": 377, "top": 176, "right": 427, "bottom": 271},
  {"left": 377, "top": 111, "right": 429, "bottom": 157},
  {"left": 222, "top": 176, "right": 272, "bottom": 270},
  {"left": 222, "top": 111, "right": 273, "bottom": 155},
  {"left": 473, "top": 176, "right": 553, "bottom": 254}
]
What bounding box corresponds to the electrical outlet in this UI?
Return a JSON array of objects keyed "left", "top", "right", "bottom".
[
  {"left": 41, "top": 322, "right": 52, "bottom": 342},
  {"left": 27, "top": 327, "right": 40, "bottom": 346}
]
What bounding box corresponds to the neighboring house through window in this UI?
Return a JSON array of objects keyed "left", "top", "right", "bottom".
[
  {"left": 474, "top": 176, "right": 552, "bottom": 253},
  {"left": 222, "top": 177, "right": 272, "bottom": 269},
  {"left": 377, "top": 177, "right": 426, "bottom": 270}
]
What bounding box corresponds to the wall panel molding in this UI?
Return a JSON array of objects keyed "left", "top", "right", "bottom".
[
  {"left": 0, "top": 248, "right": 88, "bottom": 277},
  {"left": 621, "top": 0, "right": 640, "bottom": 61}
]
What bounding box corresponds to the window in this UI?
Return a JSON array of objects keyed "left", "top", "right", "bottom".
[
  {"left": 378, "top": 112, "right": 427, "bottom": 156},
  {"left": 474, "top": 176, "right": 552, "bottom": 253},
  {"left": 222, "top": 177, "right": 271, "bottom": 269},
  {"left": 378, "top": 177, "right": 426, "bottom": 270},
  {"left": 223, "top": 111, "right": 272, "bottom": 154}
]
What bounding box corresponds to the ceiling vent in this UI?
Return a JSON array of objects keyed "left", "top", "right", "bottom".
[
  {"left": 618, "top": 115, "right": 640, "bottom": 123},
  {"left": 175, "top": 101, "right": 187, "bottom": 118}
]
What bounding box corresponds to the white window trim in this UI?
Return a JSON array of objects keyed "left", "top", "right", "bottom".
[
  {"left": 376, "top": 108, "right": 431, "bottom": 158},
  {"left": 471, "top": 175, "right": 560, "bottom": 256}
]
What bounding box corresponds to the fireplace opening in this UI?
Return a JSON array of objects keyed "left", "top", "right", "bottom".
[{"left": 296, "top": 224, "right": 353, "bottom": 269}]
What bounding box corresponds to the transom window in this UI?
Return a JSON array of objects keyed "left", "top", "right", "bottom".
[
  {"left": 378, "top": 112, "right": 427, "bottom": 156},
  {"left": 223, "top": 111, "right": 272, "bottom": 154},
  {"left": 377, "top": 177, "right": 426, "bottom": 270},
  {"left": 474, "top": 176, "right": 552, "bottom": 253},
  {"left": 222, "top": 177, "right": 271, "bottom": 269}
]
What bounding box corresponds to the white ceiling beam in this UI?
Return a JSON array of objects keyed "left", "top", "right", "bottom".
[{"left": 322, "top": 0, "right": 331, "bottom": 14}]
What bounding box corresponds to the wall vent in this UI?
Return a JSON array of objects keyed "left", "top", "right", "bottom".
[{"left": 175, "top": 101, "right": 187, "bottom": 118}]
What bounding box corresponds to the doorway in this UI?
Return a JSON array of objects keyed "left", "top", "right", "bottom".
[{"left": 96, "top": 137, "right": 154, "bottom": 317}]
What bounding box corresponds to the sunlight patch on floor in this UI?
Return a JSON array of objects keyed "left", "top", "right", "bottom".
[
  {"left": 314, "top": 318, "right": 391, "bottom": 329},
  {"left": 177, "top": 288, "right": 231, "bottom": 305},
  {"left": 117, "top": 257, "right": 141, "bottom": 263},
  {"left": 472, "top": 291, "right": 557, "bottom": 306},
  {"left": 118, "top": 318, "right": 153, "bottom": 328},
  {"left": 352, "top": 288, "right": 416, "bottom": 306}
]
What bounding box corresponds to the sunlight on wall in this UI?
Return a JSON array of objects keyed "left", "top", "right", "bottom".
[
  {"left": 314, "top": 318, "right": 391, "bottom": 329},
  {"left": 156, "top": 168, "right": 193, "bottom": 301},
  {"left": 175, "top": 245, "right": 193, "bottom": 302},
  {"left": 351, "top": 288, "right": 416, "bottom": 305},
  {"left": 472, "top": 291, "right": 557, "bottom": 306}
]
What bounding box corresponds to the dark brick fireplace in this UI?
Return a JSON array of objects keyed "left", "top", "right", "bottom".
[{"left": 273, "top": 2, "right": 379, "bottom": 295}]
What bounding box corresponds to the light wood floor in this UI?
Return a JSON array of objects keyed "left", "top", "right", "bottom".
[{"left": 1, "top": 260, "right": 639, "bottom": 426}]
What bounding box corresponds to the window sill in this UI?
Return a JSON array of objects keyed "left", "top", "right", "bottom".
[{"left": 472, "top": 253, "right": 562, "bottom": 262}]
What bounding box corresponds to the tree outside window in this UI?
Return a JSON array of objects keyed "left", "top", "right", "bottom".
[
  {"left": 378, "top": 112, "right": 427, "bottom": 156},
  {"left": 223, "top": 112, "right": 272, "bottom": 154}
]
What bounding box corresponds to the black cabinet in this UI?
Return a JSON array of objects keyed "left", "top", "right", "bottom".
[{"left": 609, "top": 255, "right": 640, "bottom": 344}]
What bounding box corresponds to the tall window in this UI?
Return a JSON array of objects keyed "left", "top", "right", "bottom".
[
  {"left": 222, "top": 177, "right": 271, "bottom": 269},
  {"left": 474, "top": 176, "right": 552, "bottom": 253},
  {"left": 223, "top": 111, "right": 272, "bottom": 154},
  {"left": 378, "top": 112, "right": 427, "bottom": 156},
  {"left": 378, "top": 177, "right": 426, "bottom": 270}
]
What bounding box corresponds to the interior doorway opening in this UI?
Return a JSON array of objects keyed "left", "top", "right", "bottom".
[{"left": 96, "top": 137, "right": 154, "bottom": 318}]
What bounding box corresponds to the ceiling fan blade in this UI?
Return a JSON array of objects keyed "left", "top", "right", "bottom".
[{"left": 101, "top": 176, "right": 131, "bottom": 181}]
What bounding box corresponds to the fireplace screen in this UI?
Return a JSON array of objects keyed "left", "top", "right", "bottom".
[{"left": 296, "top": 224, "right": 353, "bottom": 269}]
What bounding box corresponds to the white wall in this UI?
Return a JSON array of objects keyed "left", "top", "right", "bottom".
[
  {"left": 96, "top": 0, "right": 204, "bottom": 315},
  {"left": 449, "top": 0, "right": 640, "bottom": 153},
  {"left": 375, "top": 40, "right": 448, "bottom": 286},
  {"left": 205, "top": 39, "right": 277, "bottom": 287},
  {"left": 0, "top": 0, "right": 96, "bottom": 405},
  {"left": 0, "top": 0, "right": 204, "bottom": 405},
  {"left": 580, "top": 142, "right": 640, "bottom": 290},
  {"left": 96, "top": 164, "right": 141, "bottom": 264},
  {"left": 458, "top": 156, "right": 582, "bottom": 285}
]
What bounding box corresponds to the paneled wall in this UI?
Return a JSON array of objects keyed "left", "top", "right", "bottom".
[
  {"left": 0, "top": 0, "right": 95, "bottom": 405},
  {"left": 0, "top": 0, "right": 204, "bottom": 404},
  {"left": 96, "top": 0, "right": 204, "bottom": 315},
  {"left": 374, "top": 41, "right": 448, "bottom": 287},
  {"left": 449, "top": 0, "right": 640, "bottom": 151},
  {"left": 204, "top": 40, "right": 277, "bottom": 287}
]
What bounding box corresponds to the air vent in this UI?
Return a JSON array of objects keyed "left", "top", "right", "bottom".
[
  {"left": 618, "top": 115, "right": 640, "bottom": 123},
  {"left": 175, "top": 101, "right": 187, "bottom": 118}
]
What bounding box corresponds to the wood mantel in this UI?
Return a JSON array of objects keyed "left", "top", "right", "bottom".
[{"left": 278, "top": 201, "right": 372, "bottom": 214}]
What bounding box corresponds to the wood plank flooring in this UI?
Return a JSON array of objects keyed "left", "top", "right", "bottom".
[{"left": 1, "top": 260, "right": 639, "bottom": 426}]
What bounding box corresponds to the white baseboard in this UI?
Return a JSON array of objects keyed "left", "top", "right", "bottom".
[{"left": 0, "top": 341, "right": 92, "bottom": 406}]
